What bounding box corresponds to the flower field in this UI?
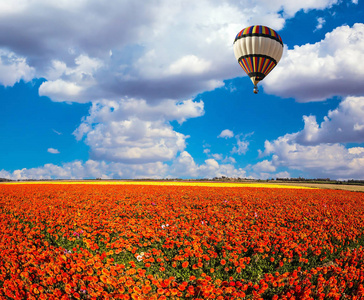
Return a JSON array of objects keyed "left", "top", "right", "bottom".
[{"left": 1, "top": 183, "right": 364, "bottom": 300}]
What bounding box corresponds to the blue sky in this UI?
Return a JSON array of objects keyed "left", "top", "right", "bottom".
[{"left": 1, "top": 0, "right": 364, "bottom": 180}]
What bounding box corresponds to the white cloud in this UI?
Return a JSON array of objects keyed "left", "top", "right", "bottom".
[
  {"left": 257, "top": 96, "right": 364, "bottom": 178},
  {"left": 39, "top": 55, "right": 103, "bottom": 102},
  {"left": 295, "top": 96, "right": 364, "bottom": 144},
  {"left": 274, "top": 171, "right": 291, "bottom": 179},
  {"left": 223, "top": 157, "right": 236, "bottom": 164},
  {"left": 204, "top": 148, "right": 236, "bottom": 164},
  {"left": 261, "top": 133, "right": 364, "bottom": 179},
  {"left": 166, "top": 55, "right": 211, "bottom": 76},
  {"left": 73, "top": 98, "right": 204, "bottom": 164},
  {"left": 231, "top": 133, "right": 253, "bottom": 155},
  {"left": 264, "top": 23, "right": 364, "bottom": 102},
  {"left": 168, "top": 151, "right": 199, "bottom": 178},
  {"left": 212, "top": 153, "right": 224, "bottom": 160},
  {"left": 47, "top": 148, "right": 60, "bottom": 154},
  {"left": 232, "top": 140, "right": 249, "bottom": 155},
  {"left": 256, "top": 172, "right": 284, "bottom": 180},
  {"left": 86, "top": 120, "right": 186, "bottom": 164},
  {"left": 0, "top": 169, "right": 11, "bottom": 179},
  {"left": 0, "top": 160, "right": 168, "bottom": 180},
  {"left": 253, "top": 160, "right": 276, "bottom": 172},
  {"left": 249, "top": 160, "right": 292, "bottom": 179},
  {"left": 168, "top": 152, "right": 247, "bottom": 179},
  {"left": 39, "top": 79, "right": 83, "bottom": 102},
  {"left": 0, "top": 153, "right": 249, "bottom": 180},
  {"left": 0, "top": 49, "right": 35, "bottom": 86},
  {"left": 315, "top": 17, "right": 326, "bottom": 30},
  {"left": 218, "top": 129, "right": 234, "bottom": 139},
  {"left": 257, "top": 96, "right": 364, "bottom": 180},
  {"left": 0, "top": 0, "right": 344, "bottom": 103}
]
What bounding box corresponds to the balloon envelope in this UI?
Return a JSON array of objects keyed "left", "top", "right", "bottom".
[{"left": 233, "top": 25, "right": 283, "bottom": 88}]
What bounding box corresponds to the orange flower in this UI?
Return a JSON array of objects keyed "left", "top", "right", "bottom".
[
  {"left": 170, "top": 288, "right": 178, "bottom": 296},
  {"left": 100, "top": 275, "right": 107, "bottom": 283},
  {"left": 182, "top": 261, "right": 189, "bottom": 268},
  {"left": 94, "top": 262, "right": 102, "bottom": 269},
  {"left": 142, "top": 285, "right": 152, "bottom": 294}
]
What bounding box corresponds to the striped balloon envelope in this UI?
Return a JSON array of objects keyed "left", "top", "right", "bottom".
[{"left": 233, "top": 25, "right": 283, "bottom": 93}]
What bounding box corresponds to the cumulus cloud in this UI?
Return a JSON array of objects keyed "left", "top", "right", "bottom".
[
  {"left": 39, "top": 55, "right": 103, "bottom": 102},
  {"left": 232, "top": 139, "right": 249, "bottom": 155},
  {"left": 218, "top": 129, "right": 234, "bottom": 139},
  {"left": 204, "top": 150, "right": 236, "bottom": 164},
  {"left": 0, "top": 49, "right": 34, "bottom": 86},
  {"left": 0, "top": 160, "right": 168, "bottom": 180},
  {"left": 315, "top": 17, "right": 326, "bottom": 31},
  {"left": 231, "top": 133, "right": 253, "bottom": 155},
  {"left": 295, "top": 96, "right": 364, "bottom": 144},
  {"left": 257, "top": 95, "right": 364, "bottom": 179},
  {"left": 253, "top": 160, "right": 276, "bottom": 172},
  {"left": 0, "top": 153, "right": 249, "bottom": 180},
  {"left": 40, "top": 79, "right": 84, "bottom": 102},
  {"left": 264, "top": 23, "right": 364, "bottom": 102},
  {"left": 168, "top": 152, "right": 247, "bottom": 179},
  {"left": 259, "top": 95, "right": 364, "bottom": 180},
  {"left": 47, "top": 148, "right": 60, "bottom": 154},
  {"left": 0, "top": 0, "right": 345, "bottom": 103},
  {"left": 248, "top": 160, "right": 292, "bottom": 179},
  {"left": 166, "top": 55, "right": 212, "bottom": 76},
  {"left": 261, "top": 135, "right": 364, "bottom": 179},
  {"left": 73, "top": 98, "right": 204, "bottom": 164}
]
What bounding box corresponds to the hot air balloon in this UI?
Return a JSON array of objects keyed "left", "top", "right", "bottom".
[{"left": 233, "top": 25, "right": 283, "bottom": 94}]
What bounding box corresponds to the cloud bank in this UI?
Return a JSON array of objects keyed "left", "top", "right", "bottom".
[
  {"left": 260, "top": 96, "right": 364, "bottom": 179},
  {"left": 0, "top": 154, "right": 249, "bottom": 180},
  {"left": 0, "top": 0, "right": 345, "bottom": 104},
  {"left": 73, "top": 98, "right": 204, "bottom": 164},
  {"left": 295, "top": 96, "right": 364, "bottom": 144},
  {"left": 264, "top": 23, "right": 364, "bottom": 102}
]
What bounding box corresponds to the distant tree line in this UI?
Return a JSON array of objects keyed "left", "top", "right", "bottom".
[
  {"left": 275, "top": 177, "right": 364, "bottom": 185},
  {"left": 276, "top": 177, "right": 331, "bottom": 182},
  {"left": 0, "top": 178, "right": 13, "bottom": 182}
]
